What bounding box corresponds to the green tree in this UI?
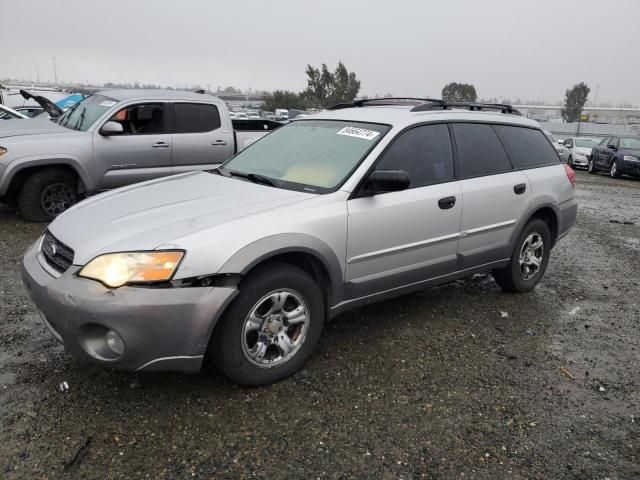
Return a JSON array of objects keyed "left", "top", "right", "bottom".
[
  {"left": 302, "top": 61, "right": 361, "bottom": 108},
  {"left": 561, "top": 82, "right": 590, "bottom": 122},
  {"left": 441, "top": 82, "right": 478, "bottom": 102},
  {"left": 262, "top": 90, "right": 306, "bottom": 111}
]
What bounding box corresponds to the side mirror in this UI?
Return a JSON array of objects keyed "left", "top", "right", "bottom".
[
  {"left": 607, "top": 144, "right": 617, "bottom": 151},
  {"left": 100, "top": 121, "right": 124, "bottom": 136},
  {"left": 362, "top": 170, "right": 410, "bottom": 196}
]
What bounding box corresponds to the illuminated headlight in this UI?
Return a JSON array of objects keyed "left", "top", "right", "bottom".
[
  {"left": 78, "top": 251, "right": 184, "bottom": 288},
  {"left": 0, "top": 147, "right": 7, "bottom": 157},
  {"left": 623, "top": 155, "right": 640, "bottom": 162}
]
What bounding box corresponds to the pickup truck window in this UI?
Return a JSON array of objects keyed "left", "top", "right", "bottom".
[
  {"left": 56, "top": 94, "right": 118, "bottom": 131},
  {"left": 107, "top": 103, "right": 166, "bottom": 135},
  {"left": 222, "top": 120, "right": 390, "bottom": 193},
  {"left": 173, "top": 103, "right": 221, "bottom": 133}
]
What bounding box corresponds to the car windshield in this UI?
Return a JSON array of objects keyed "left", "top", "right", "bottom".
[
  {"left": 56, "top": 94, "right": 117, "bottom": 131},
  {"left": 575, "top": 138, "right": 599, "bottom": 148},
  {"left": 222, "top": 120, "right": 390, "bottom": 193},
  {"left": 619, "top": 137, "right": 640, "bottom": 149}
]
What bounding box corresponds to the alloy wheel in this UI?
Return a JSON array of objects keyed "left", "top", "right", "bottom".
[
  {"left": 40, "top": 182, "right": 75, "bottom": 217},
  {"left": 241, "top": 289, "right": 310, "bottom": 368},
  {"left": 519, "top": 232, "right": 544, "bottom": 280}
]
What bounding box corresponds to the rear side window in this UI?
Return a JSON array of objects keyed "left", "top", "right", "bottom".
[
  {"left": 173, "top": 103, "right": 221, "bottom": 133},
  {"left": 493, "top": 125, "right": 560, "bottom": 169},
  {"left": 452, "top": 123, "right": 512, "bottom": 178},
  {"left": 375, "top": 124, "right": 454, "bottom": 188}
]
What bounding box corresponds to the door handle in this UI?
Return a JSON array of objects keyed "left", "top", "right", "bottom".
[
  {"left": 151, "top": 142, "right": 170, "bottom": 148},
  {"left": 514, "top": 183, "right": 526, "bottom": 195},
  {"left": 211, "top": 140, "right": 228, "bottom": 146},
  {"left": 438, "top": 196, "right": 456, "bottom": 210}
]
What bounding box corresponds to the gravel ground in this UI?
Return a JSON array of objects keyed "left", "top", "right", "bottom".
[{"left": 0, "top": 170, "right": 638, "bottom": 479}]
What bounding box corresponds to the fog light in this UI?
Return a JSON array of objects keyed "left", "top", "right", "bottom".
[{"left": 105, "top": 330, "right": 125, "bottom": 356}]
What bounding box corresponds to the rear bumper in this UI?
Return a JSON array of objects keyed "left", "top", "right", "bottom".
[{"left": 21, "top": 240, "right": 238, "bottom": 372}]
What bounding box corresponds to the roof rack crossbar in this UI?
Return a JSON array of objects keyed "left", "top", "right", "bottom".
[
  {"left": 328, "top": 97, "right": 445, "bottom": 110},
  {"left": 411, "top": 100, "right": 521, "bottom": 115}
]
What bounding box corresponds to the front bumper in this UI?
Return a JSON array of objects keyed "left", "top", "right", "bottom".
[
  {"left": 21, "top": 240, "right": 238, "bottom": 372},
  {"left": 572, "top": 155, "right": 589, "bottom": 167},
  {"left": 619, "top": 161, "right": 640, "bottom": 177}
]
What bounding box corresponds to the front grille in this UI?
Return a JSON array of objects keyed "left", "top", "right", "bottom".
[{"left": 41, "top": 230, "right": 74, "bottom": 273}]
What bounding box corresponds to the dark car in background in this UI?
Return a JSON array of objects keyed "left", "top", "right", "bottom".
[{"left": 589, "top": 136, "right": 640, "bottom": 178}]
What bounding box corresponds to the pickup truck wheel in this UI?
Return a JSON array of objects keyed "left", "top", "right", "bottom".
[
  {"left": 210, "top": 263, "right": 324, "bottom": 385},
  {"left": 18, "top": 169, "right": 77, "bottom": 222},
  {"left": 492, "top": 218, "right": 551, "bottom": 293}
]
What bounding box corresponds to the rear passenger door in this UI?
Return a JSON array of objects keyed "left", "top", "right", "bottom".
[
  {"left": 452, "top": 123, "right": 531, "bottom": 269},
  {"left": 170, "top": 102, "right": 233, "bottom": 173},
  {"left": 346, "top": 123, "right": 462, "bottom": 298}
]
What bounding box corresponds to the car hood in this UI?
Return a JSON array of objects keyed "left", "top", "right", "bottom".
[
  {"left": 620, "top": 148, "right": 640, "bottom": 156},
  {"left": 0, "top": 117, "right": 70, "bottom": 138},
  {"left": 574, "top": 147, "right": 592, "bottom": 155},
  {"left": 49, "top": 171, "right": 315, "bottom": 264},
  {"left": 19, "top": 89, "right": 63, "bottom": 118}
]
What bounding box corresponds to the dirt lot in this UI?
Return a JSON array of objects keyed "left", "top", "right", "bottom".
[{"left": 0, "top": 170, "right": 638, "bottom": 479}]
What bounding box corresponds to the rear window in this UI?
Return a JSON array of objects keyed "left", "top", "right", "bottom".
[
  {"left": 452, "top": 123, "right": 512, "bottom": 178},
  {"left": 173, "top": 103, "right": 221, "bottom": 133},
  {"left": 493, "top": 125, "right": 560, "bottom": 169}
]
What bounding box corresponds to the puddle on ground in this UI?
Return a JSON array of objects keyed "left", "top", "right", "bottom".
[{"left": 0, "top": 372, "right": 17, "bottom": 385}]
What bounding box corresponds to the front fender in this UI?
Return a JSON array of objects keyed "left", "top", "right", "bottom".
[
  {"left": 219, "top": 233, "right": 345, "bottom": 306},
  {"left": 0, "top": 155, "right": 93, "bottom": 196}
]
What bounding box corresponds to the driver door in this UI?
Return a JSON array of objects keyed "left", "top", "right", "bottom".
[
  {"left": 345, "top": 124, "right": 462, "bottom": 300},
  {"left": 93, "top": 102, "right": 173, "bottom": 189}
]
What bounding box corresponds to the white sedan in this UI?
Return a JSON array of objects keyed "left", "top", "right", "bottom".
[{"left": 562, "top": 137, "right": 601, "bottom": 169}]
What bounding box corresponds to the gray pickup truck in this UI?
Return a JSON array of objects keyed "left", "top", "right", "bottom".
[{"left": 0, "top": 89, "right": 281, "bottom": 221}]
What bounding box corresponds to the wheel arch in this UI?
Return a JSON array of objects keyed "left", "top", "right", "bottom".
[
  {"left": 508, "top": 203, "right": 560, "bottom": 257},
  {"left": 2, "top": 157, "right": 90, "bottom": 198}
]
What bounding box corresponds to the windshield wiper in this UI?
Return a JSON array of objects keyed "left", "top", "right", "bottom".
[{"left": 225, "top": 169, "right": 280, "bottom": 187}]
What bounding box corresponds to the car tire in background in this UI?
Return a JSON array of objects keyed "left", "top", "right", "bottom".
[
  {"left": 588, "top": 158, "right": 597, "bottom": 174},
  {"left": 567, "top": 156, "right": 573, "bottom": 168},
  {"left": 609, "top": 160, "right": 620, "bottom": 178},
  {"left": 18, "top": 168, "right": 78, "bottom": 222},
  {"left": 210, "top": 262, "right": 325, "bottom": 385},
  {"left": 492, "top": 218, "right": 551, "bottom": 293}
]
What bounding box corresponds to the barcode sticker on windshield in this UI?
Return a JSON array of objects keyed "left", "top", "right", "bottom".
[
  {"left": 100, "top": 101, "right": 117, "bottom": 107},
  {"left": 336, "top": 127, "right": 380, "bottom": 141}
]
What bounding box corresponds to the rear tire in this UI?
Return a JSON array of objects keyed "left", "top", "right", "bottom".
[
  {"left": 18, "top": 168, "right": 77, "bottom": 222},
  {"left": 588, "top": 157, "right": 597, "bottom": 174},
  {"left": 493, "top": 218, "right": 551, "bottom": 293},
  {"left": 210, "top": 263, "right": 325, "bottom": 385}
]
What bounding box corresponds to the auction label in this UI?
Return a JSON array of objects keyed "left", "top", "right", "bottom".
[{"left": 336, "top": 127, "right": 380, "bottom": 140}]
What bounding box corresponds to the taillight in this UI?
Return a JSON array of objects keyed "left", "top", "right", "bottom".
[{"left": 564, "top": 163, "right": 576, "bottom": 188}]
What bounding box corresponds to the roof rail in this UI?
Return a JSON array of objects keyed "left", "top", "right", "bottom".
[
  {"left": 327, "top": 98, "right": 445, "bottom": 110},
  {"left": 410, "top": 100, "right": 521, "bottom": 115}
]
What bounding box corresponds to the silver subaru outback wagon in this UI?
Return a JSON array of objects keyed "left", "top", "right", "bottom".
[{"left": 22, "top": 99, "right": 577, "bottom": 385}]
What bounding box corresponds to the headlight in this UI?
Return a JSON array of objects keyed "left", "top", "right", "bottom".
[
  {"left": 623, "top": 155, "right": 639, "bottom": 162},
  {"left": 0, "top": 147, "right": 7, "bottom": 157},
  {"left": 78, "top": 251, "right": 184, "bottom": 288}
]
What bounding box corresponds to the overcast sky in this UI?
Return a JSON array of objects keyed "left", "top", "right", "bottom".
[{"left": 2, "top": 0, "right": 639, "bottom": 104}]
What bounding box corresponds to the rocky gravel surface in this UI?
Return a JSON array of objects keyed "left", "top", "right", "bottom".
[{"left": 0, "top": 170, "right": 638, "bottom": 479}]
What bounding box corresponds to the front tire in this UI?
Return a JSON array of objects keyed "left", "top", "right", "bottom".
[
  {"left": 18, "top": 168, "right": 77, "bottom": 222},
  {"left": 567, "top": 156, "right": 573, "bottom": 168},
  {"left": 210, "top": 263, "right": 325, "bottom": 385},
  {"left": 493, "top": 218, "right": 551, "bottom": 293},
  {"left": 588, "top": 157, "right": 597, "bottom": 174},
  {"left": 610, "top": 160, "right": 620, "bottom": 178}
]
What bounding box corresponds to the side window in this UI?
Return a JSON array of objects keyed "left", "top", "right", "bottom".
[
  {"left": 375, "top": 124, "right": 454, "bottom": 188},
  {"left": 565, "top": 139, "right": 574, "bottom": 148},
  {"left": 609, "top": 137, "right": 619, "bottom": 148},
  {"left": 452, "top": 123, "right": 512, "bottom": 178},
  {"left": 599, "top": 137, "right": 611, "bottom": 146},
  {"left": 173, "top": 103, "right": 221, "bottom": 133},
  {"left": 107, "top": 103, "right": 166, "bottom": 135},
  {"left": 493, "top": 125, "right": 560, "bottom": 169}
]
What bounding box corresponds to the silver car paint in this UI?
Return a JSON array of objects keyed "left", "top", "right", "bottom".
[
  {"left": 0, "top": 90, "right": 268, "bottom": 197},
  {"left": 22, "top": 106, "right": 578, "bottom": 372}
]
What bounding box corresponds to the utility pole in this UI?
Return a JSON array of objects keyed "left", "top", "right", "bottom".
[
  {"left": 52, "top": 56, "right": 58, "bottom": 85},
  {"left": 36, "top": 68, "right": 40, "bottom": 84}
]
